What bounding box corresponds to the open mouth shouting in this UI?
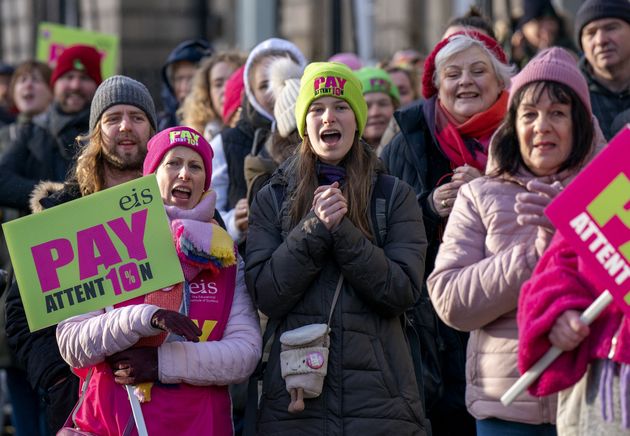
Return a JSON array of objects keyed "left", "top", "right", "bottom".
[
  {"left": 171, "top": 185, "right": 192, "bottom": 202},
  {"left": 320, "top": 129, "right": 342, "bottom": 146}
]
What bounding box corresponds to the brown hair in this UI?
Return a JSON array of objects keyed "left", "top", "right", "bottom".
[
  {"left": 289, "top": 134, "right": 377, "bottom": 239},
  {"left": 74, "top": 124, "right": 107, "bottom": 196}
]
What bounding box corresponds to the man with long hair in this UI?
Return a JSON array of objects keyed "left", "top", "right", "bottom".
[{"left": 5, "top": 75, "right": 157, "bottom": 434}]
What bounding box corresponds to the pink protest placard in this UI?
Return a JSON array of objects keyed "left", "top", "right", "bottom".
[{"left": 546, "top": 126, "right": 630, "bottom": 316}]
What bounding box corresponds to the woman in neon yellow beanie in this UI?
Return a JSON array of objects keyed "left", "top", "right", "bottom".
[{"left": 245, "top": 61, "right": 429, "bottom": 434}]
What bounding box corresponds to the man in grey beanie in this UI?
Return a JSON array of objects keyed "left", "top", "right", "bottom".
[
  {"left": 77, "top": 74, "right": 157, "bottom": 192},
  {"left": 575, "top": 0, "right": 630, "bottom": 140},
  {"left": 4, "top": 74, "right": 157, "bottom": 434}
]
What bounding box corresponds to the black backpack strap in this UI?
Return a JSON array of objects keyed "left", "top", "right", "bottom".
[{"left": 371, "top": 174, "right": 398, "bottom": 247}]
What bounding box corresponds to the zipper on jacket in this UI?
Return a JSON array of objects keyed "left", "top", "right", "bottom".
[{"left": 607, "top": 322, "right": 624, "bottom": 359}]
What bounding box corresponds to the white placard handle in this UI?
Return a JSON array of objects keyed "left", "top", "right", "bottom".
[
  {"left": 501, "top": 290, "right": 614, "bottom": 406},
  {"left": 105, "top": 306, "right": 149, "bottom": 435}
]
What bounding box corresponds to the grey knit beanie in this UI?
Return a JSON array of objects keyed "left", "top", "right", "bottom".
[
  {"left": 575, "top": 0, "right": 630, "bottom": 49},
  {"left": 89, "top": 75, "right": 157, "bottom": 133}
]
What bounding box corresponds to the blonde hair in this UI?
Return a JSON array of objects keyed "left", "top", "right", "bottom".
[
  {"left": 289, "top": 134, "right": 377, "bottom": 240},
  {"left": 179, "top": 51, "right": 245, "bottom": 134},
  {"left": 74, "top": 124, "right": 107, "bottom": 196}
]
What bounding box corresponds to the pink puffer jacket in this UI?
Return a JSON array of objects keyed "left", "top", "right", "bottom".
[{"left": 427, "top": 169, "right": 563, "bottom": 425}]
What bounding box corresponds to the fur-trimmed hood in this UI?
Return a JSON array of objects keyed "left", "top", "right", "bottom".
[{"left": 29, "top": 180, "right": 81, "bottom": 213}]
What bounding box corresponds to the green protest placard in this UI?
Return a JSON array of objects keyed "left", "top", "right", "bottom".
[
  {"left": 2, "top": 175, "right": 183, "bottom": 332},
  {"left": 36, "top": 22, "right": 119, "bottom": 78}
]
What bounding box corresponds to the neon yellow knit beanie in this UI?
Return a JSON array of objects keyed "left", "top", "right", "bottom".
[{"left": 295, "top": 62, "right": 367, "bottom": 138}]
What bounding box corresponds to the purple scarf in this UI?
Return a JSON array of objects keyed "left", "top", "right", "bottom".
[
  {"left": 599, "top": 360, "right": 630, "bottom": 428},
  {"left": 316, "top": 162, "right": 346, "bottom": 187}
]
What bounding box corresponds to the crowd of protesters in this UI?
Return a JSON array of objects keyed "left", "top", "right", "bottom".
[{"left": 0, "top": 0, "right": 628, "bottom": 435}]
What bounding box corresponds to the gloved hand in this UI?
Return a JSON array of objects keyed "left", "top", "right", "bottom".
[
  {"left": 515, "top": 180, "right": 563, "bottom": 257},
  {"left": 150, "top": 309, "right": 202, "bottom": 342},
  {"left": 106, "top": 347, "right": 159, "bottom": 385}
]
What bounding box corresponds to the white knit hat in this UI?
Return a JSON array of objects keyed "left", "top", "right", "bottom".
[{"left": 268, "top": 57, "right": 304, "bottom": 137}]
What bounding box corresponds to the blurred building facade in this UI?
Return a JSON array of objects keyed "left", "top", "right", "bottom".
[{"left": 0, "top": 0, "right": 583, "bottom": 110}]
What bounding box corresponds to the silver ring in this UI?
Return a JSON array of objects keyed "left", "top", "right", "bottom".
[{"left": 441, "top": 199, "right": 448, "bottom": 208}]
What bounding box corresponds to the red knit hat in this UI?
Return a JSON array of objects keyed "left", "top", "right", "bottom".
[
  {"left": 50, "top": 45, "right": 103, "bottom": 86},
  {"left": 421, "top": 30, "right": 508, "bottom": 99},
  {"left": 143, "top": 126, "right": 214, "bottom": 191},
  {"left": 222, "top": 65, "right": 245, "bottom": 125}
]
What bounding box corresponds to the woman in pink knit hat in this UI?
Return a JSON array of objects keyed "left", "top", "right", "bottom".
[
  {"left": 56, "top": 126, "right": 261, "bottom": 436},
  {"left": 427, "top": 47, "right": 605, "bottom": 435}
]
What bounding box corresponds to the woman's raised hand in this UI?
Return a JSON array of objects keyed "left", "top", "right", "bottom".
[
  {"left": 432, "top": 165, "right": 482, "bottom": 217},
  {"left": 234, "top": 198, "right": 249, "bottom": 233},
  {"left": 312, "top": 181, "right": 347, "bottom": 231}
]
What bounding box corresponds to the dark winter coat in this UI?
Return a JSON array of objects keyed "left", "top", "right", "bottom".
[
  {"left": 0, "top": 104, "right": 89, "bottom": 212},
  {"left": 380, "top": 101, "right": 472, "bottom": 434},
  {"left": 222, "top": 102, "right": 271, "bottom": 209},
  {"left": 580, "top": 58, "right": 630, "bottom": 141},
  {"left": 380, "top": 101, "right": 450, "bottom": 275},
  {"left": 245, "top": 157, "right": 429, "bottom": 435}
]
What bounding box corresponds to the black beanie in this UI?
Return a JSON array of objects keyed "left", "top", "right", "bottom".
[
  {"left": 575, "top": 0, "right": 630, "bottom": 49},
  {"left": 518, "top": 0, "right": 558, "bottom": 29}
]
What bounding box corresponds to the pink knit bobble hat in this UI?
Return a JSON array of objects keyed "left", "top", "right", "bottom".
[
  {"left": 143, "top": 126, "right": 214, "bottom": 190},
  {"left": 509, "top": 47, "right": 592, "bottom": 117}
]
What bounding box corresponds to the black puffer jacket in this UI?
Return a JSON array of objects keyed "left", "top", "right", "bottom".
[
  {"left": 245, "top": 158, "right": 429, "bottom": 435},
  {"left": 381, "top": 100, "right": 472, "bottom": 435},
  {"left": 380, "top": 100, "right": 449, "bottom": 274},
  {"left": 0, "top": 104, "right": 89, "bottom": 212}
]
